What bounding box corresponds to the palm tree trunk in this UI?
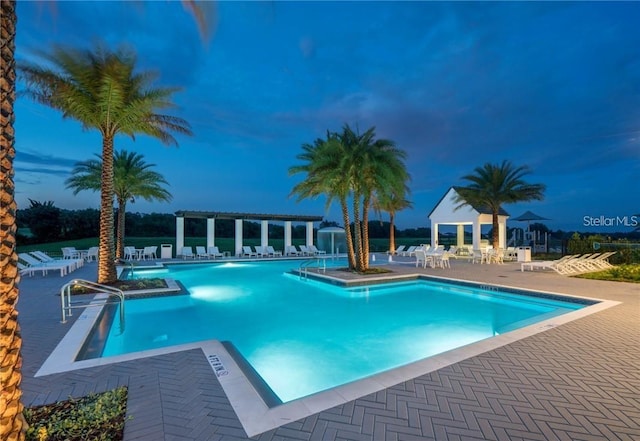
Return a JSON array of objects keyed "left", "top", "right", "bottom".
[
  {"left": 389, "top": 212, "right": 396, "bottom": 254},
  {"left": 0, "top": 1, "right": 27, "bottom": 439},
  {"left": 353, "top": 195, "right": 364, "bottom": 272},
  {"left": 340, "top": 198, "right": 356, "bottom": 269},
  {"left": 362, "top": 195, "right": 371, "bottom": 270},
  {"left": 492, "top": 210, "right": 500, "bottom": 249},
  {"left": 115, "top": 199, "right": 126, "bottom": 259},
  {"left": 98, "top": 135, "right": 117, "bottom": 283}
]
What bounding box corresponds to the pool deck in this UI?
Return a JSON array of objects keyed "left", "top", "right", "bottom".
[{"left": 18, "top": 255, "right": 639, "bottom": 440}]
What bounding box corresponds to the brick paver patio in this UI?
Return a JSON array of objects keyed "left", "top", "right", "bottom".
[{"left": 18, "top": 257, "right": 639, "bottom": 440}]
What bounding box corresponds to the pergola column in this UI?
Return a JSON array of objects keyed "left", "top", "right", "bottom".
[
  {"left": 206, "top": 218, "right": 215, "bottom": 248},
  {"left": 457, "top": 224, "right": 465, "bottom": 247},
  {"left": 176, "top": 216, "right": 184, "bottom": 256},
  {"left": 261, "top": 220, "right": 269, "bottom": 248},
  {"left": 305, "top": 221, "right": 314, "bottom": 246},
  {"left": 431, "top": 223, "right": 439, "bottom": 246},
  {"left": 498, "top": 220, "right": 506, "bottom": 249},
  {"left": 235, "top": 219, "right": 243, "bottom": 256},
  {"left": 284, "top": 221, "right": 292, "bottom": 248},
  {"left": 472, "top": 220, "right": 481, "bottom": 250}
]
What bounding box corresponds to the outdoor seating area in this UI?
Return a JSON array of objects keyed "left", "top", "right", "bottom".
[
  {"left": 18, "top": 249, "right": 85, "bottom": 277},
  {"left": 521, "top": 252, "right": 616, "bottom": 275}
]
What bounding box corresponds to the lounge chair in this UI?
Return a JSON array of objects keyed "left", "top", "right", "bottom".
[
  {"left": 207, "top": 246, "right": 224, "bottom": 258},
  {"left": 521, "top": 255, "right": 578, "bottom": 274},
  {"left": 401, "top": 246, "right": 417, "bottom": 257},
  {"left": 298, "top": 245, "right": 313, "bottom": 256},
  {"left": 242, "top": 246, "right": 257, "bottom": 257},
  {"left": 18, "top": 253, "right": 69, "bottom": 276},
  {"left": 195, "top": 246, "right": 209, "bottom": 259},
  {"left": 285, "top": 245, "right": 299, "bottom": 256},
  {"left": 30, "top": 251, "right": 80, "bottom": 271},
  {"left": 254, "top": 246, "right": 268, "bottom": 257},
  {"left": 309, "top": 244, "right": 326, "bottom": 255},
  {"left": 181, "top": 246, "right": 195, "bottom": 259},
  {"left": 266, "top": 245, "right": 282, "bottom": 257},
  {"left": 387, "top": 245, "right": 405, "bottom": 255}
]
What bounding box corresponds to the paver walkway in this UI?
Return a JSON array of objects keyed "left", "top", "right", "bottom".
[{"left": 18, "top": 257, "right": 639, "bottom": 440}]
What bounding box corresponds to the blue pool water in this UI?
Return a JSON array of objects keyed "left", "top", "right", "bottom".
[{"left": 103, "top": 260, "right": 585, "bottom": 402}]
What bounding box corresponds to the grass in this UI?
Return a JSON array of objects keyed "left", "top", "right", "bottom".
[
  {"left": 24, "top": 387, "right": 127, "bottom": 441},
  {"left": 575, "top": 264, "right": 640, "bottom": 283}
]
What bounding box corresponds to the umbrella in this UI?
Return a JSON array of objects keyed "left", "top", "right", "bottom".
[{"left": 512, "top": 210, "right": 549, "bottom": 232}]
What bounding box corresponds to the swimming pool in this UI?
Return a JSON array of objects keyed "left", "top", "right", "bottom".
[{"left": 96, "top": 260, "right": 588, "bottom": 403}]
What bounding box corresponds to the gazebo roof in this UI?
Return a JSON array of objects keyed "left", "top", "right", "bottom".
[
  {"left": 428, "top": 187, "right": 509, "bottom": 219},
  {"left": 175, "top": 210, "right": 323, "bottom": 222}
]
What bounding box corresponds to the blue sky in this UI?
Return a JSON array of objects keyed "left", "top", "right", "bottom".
[{"left": 14, "top": 1, "right": 640, "bottom": 232}]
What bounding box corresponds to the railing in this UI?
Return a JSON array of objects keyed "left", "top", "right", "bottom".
[
  {"left": 60, "top": 279, "right": 125, "bottom": 332},
  {"left": 298, "top": 257, "right": 327, "bottom": 280}
]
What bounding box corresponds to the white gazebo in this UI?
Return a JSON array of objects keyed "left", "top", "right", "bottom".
[{"left": 428, "top": 187, "right": 509, "bottom": 250}]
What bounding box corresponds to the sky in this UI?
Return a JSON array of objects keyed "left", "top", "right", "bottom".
[{"left": 13, "top": 1, "right": 640, "bottom": 233}]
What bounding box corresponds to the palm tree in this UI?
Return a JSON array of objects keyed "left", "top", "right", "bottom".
[
  {"left": 20, "top": 45, "right": 192, "bottom": 283},
  {"left": 337, "top": 125, "right": 409, "bottom": 271},
  {"left": 290, "top": 133, "right": 358, "bottom": 269},
  {"left": 375, "top": 189, "right": 413, "bottom": 255},
  {"left": 0, "top": 2, "right": 27, "bottom": 438},
  {"left": 290, "top": 125, "right": 410, "bottom": 272},
  {"left": 454, "top": 160, "right": 546, "bottom": 249},
  {"left": 66, "top": 150, "right": 172, "bottom": 259},
  {"left": 1, "top": 3, "right": 207, "bottom": 438}
]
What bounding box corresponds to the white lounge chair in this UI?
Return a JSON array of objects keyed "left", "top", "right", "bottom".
[
  {"left": 285, "top": 245, "right": 299, "bottom": 256},
  {"left": 298, "top": 245, "right": 312, "bottom": 256},
  {"left": 181, "top": 246, "right": 195, "bottom": 259},
  {"left": 254, "top": 246, "right": 268, "bottom": 257},
  {"left": 30, "top": 251, "right": 79, "bottom": 271},
  {"left": 18, "top": 253, "right": 69, "bottom": 276},
  {"left": 266, "top": 246, "right": 282, "bottom": 257},
  {"left": 309, "top": 245, "right": 326, "bottom": 255},
  {"left": 242, "top": 246, "right": 257, "bottom": 257},
  {"left": 401, "top": 246, "right": 417, "bottom": 257},
  {"left": 196, "top": 246, "right": 209, "bottom": 259},
  {"left": 207, "top": 246, "right": 224, "bottom": 258},
  {"left": 387, "top": 245, "right": 405, "bottom": 255}
]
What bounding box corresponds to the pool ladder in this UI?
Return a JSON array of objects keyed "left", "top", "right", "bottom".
[
  {"left": 60, "top": 279, "right": 125, "bottom": 332},
  {"left": 299, "top": 258, "right": 326, "bottom": 280}
]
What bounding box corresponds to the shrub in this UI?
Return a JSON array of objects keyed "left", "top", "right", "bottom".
[{"left": 24, "top": 387, "right": 128, "bottom": 441}]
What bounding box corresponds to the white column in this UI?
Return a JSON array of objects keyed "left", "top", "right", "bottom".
[
  {"left": 235, "top": 219, "right": 243, "bottom": 256},
  {"left": 457, "top": 224, "right": 465, "bottom": 247},
  {"left": 431, "top": 222, "right": 439, "bottom": 246},
  {"left": 498, "top": 220, "right": 506, "bottom": 249},
  {"left": 176, "top": 216, "right": 184, "bottom": 256},
  {"left": 206, "top": 218, "right": 215, "bottom": 248},
  {"left": 284, "top": 221, "right": 292, "bottom": 248},
  {"left": 306, "top": 221, "right": 314, "bottom": 246},
  {"left": 261, "top": 220, "right": 269, "bottom": 248},
  {"left": 472, "top": 220, "right": 481, "bottom": 250}
]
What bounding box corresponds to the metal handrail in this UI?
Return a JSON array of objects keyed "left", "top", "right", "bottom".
[
  {"left": 60, "top": 279, "right": 125, "bottom": 332},
  {"left": 298, "top": 257, "right": 327, "bottom": 280}
]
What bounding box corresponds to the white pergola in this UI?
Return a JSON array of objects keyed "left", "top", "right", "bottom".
[
  {"left": 174, "top": 211, "right": 324, "bottom": 257},
  {"left": 428, "top": 187, "right": 509, "bottom": 250}
]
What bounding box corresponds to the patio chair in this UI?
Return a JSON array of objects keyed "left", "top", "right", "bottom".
[
  {"left": 195, "top": 246, "right": 209, "bottom": 259},
  {"left": 309, "top": 245, "right": 326, "bottom": 255},
  {"left": 85, "top": 246, "right": 99, "bottom": 262},
  {"left": 415, "top": 248, "right": 428, "bottom": 268},
  {"left": 401, "top": 246, "right": 417, "bottom": 256},
  {"left": 254, "top": 246, "right": 267, "bottom": 257},
  {"left": 387, "top": 245, "right": 405, "bottom": 255},
  {"left": 207, "top": 246, "right": 224, "bottom": 258},
  {"left": 298, "top": 245, "right": 312, "bottom": 256},
  {"left": 242, "top": 246, "right": 257, "bottom": 257},
  {"left": 30, "top": 251, "right": 79, "bottom": 271},
  {"left": 285, "top": 245, "right": 300, "bottom": 256},
  {"left": 181, "top": 246, "right": 195, "bottom": 259},
  {"left": 143, "top": 246, "right": 158, "bottom": 260},
  {"left": 18, "top": 253, "right": 69, "bottom": 276},
  {"left": 267, "top": 246, "right": 282, "bottom": 257},
  {"left": 124, "top": 247, "right": 137, "bottom": 260}
]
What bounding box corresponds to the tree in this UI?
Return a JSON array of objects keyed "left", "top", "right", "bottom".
[
  {"left": 20, "top": 200, "right": 62, "bottom": 243},
  {"left": 0, "top": 2, "right": 26, "bottom": 438},
  {"left": 66, "top": 150, "right": 172, "bottom": 259},
  {"left": 20, "top": 45, "right": 191, "bottom": 283},
  {"left": 290, "top": 125, "right": 410, "bottom": 272},
  {"left": 374, "top": 190, "right": 412, "bottom": 254},
  {"left": 2, "top": 2, "right": 209, "bottom": 438},
  {"left": 454, "top": 160, "right": 546, "bottom": 249}
]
